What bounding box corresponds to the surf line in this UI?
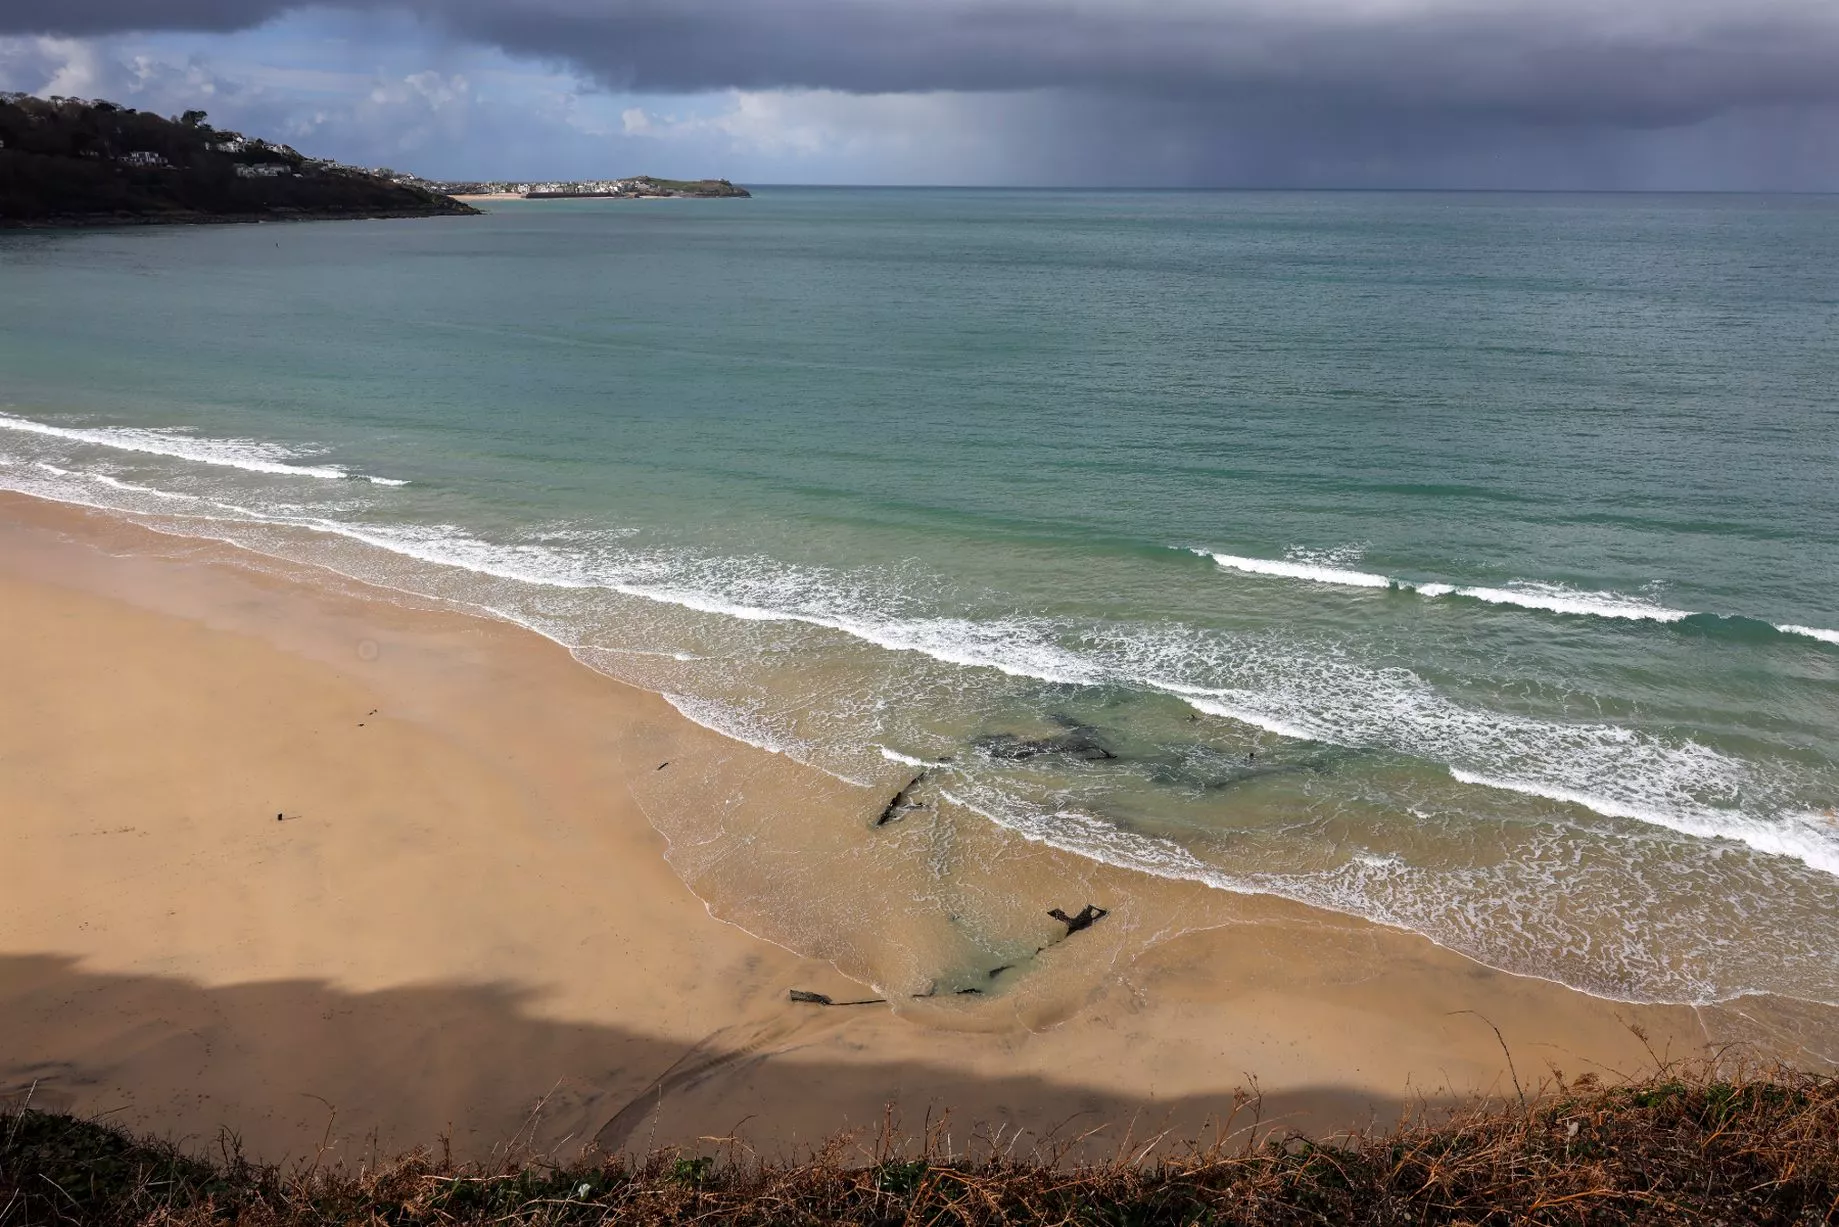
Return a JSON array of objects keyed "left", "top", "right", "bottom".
[
  {"left": 1191, "top": 548, "right": 1837, "bottom": 643},
  {"left": 0, "top": 411, "right": 408, "bottom": 486}
]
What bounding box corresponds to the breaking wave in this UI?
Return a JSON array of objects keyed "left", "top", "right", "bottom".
[
  {"left": 1202, "top": 551, "right": 1392, "bottom": 588},
  {"left": 5, "top": 449, "right": 1838, "bottom": 1006},
  {"left": 0, "top": 411, "right": 407, "bottom": 485},
  {"left": 1196, "top": 548, "right": 1834, "bottom": 639}
]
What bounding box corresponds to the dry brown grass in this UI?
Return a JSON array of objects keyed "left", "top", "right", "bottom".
[{"left": 5, "top": 1059, "right": 1836, "bottom": 1225}]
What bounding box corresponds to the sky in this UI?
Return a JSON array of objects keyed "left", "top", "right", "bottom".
[{"left": 2, "top": 0, "right": 1837, "bottom": 188}]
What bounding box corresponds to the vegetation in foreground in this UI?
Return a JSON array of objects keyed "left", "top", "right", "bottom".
[
  {"left": 0, "top": 94, "right": 477, "bottom": 226},
  {"left": 3, "top": 1060, "right": 1835, "bottom": 1225}
]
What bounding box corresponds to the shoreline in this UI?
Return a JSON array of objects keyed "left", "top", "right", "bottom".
[
  {"left": 2, "top": 488, "right": 1833, "bottom": 1164},
  {"left": 450, "top": 194, "right": 706, "bottom": 203},
  {"left": 0, "top": 207, "right": 478, "bottom": 229}
]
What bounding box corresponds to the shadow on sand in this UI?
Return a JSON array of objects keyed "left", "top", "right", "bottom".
[{"left": 0, "top": 953, "right": 1426, "bottom": 1167}]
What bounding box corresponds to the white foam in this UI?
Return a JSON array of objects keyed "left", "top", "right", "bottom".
[
  {"left": 8, "top": 462, "right": 1829, "bottom": 888},
  {"left": 661, "top": 692, "right": 871, "bottom": 787},
  {"left": 37, "top": 462, "right": 201, "bottom": 503},
  {"left": 318, "top": 522, "right": 1094, "bottom": 686},
  {"left": 941, "top": 787, "right": 1233, "bottom": 889},
  {"left": 1778, "top": 624, "right": 1839, "bottom": 646},
  {"left": 937, "top": 785, "right": 1562, "bottom": 996},
  {"left": 1451, "top": 583, "right": 1689, "bottom": 623},
  {"left": 0, "top": 411, "right": 405, "bottom": 486},
  {"left": 1201, "top": 550, "right": 1392, "bottom": 588},
  {"left": 940, "top": 780, "right": 1839, "bottom": 1008},
  {"left": 1449, "top": 768, "right": 1839, "bottom": 879},
  {"left": 1195, "top": 548, "right": 1694, "bottom": 623},
  {"left": 159, "top": 511, "right": 1839, "bottom": 883},
  {"left": 588, "top": 646, "right": 704, "bottom": 662},
  {"left": 1149, "top": 659, "right": 1839, "bottom": 879},
  {"left": 662, "top": 691, "right": 802, "bottom": 757},
  {"left": 877, "top": 746, "right": 939, "bottom": 768},
  {"left": 1177, "top": 695, "right": 1321, "bottom": 743}
]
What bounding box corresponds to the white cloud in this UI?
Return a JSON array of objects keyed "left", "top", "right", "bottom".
[
  {"left": 0, "top": 36, "right": 101, "bottom": 97},
  {"left": 0, "top": 32, "right": 515, "bottom": 173},
  {"left": 0, "top": 35, "right": 246, "bottom": 116}
]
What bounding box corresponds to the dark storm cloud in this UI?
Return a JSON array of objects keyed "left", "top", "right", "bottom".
[
  {"left": 2, "top": 0, "right": 290, "bottom": 37},
  {"left": 10, "top": 0, "right": 1839, "bottom": 129},
  {"left": 8, "top": 0, "right": 1838, "bottom": 187}
]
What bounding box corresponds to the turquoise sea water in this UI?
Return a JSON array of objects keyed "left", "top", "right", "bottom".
[{"left": 3, "top": 190, "right": 1836, "bottom": 1007}]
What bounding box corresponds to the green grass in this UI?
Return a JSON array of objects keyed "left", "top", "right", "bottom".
[{"left": 627, "top": 176, "right": 746, "bottom": 195}]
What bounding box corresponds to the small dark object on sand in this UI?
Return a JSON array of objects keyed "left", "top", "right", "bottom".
[
  {"left": 955, "top": 987, "right": 984, "bottom": 996},
  {"left": 656, "top": 761, "right": 670, "bottom": 770},
  {"left": 875, "top": 771, "right": 927, "bottom": 826},
  {"left": 275, "top": 813, "right": 284, "bottom": 821},
  {"left": 789, "top": 988, "right": 888, "bottom": 1007},
  {"left": 1048, "top": 904, "right": 1109, "bottom": 935},
  {"left": 988, "top": 964, "right": 1014, "bottom": 979}
]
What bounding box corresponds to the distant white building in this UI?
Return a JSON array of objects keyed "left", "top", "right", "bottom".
[
  {"left": 235, "top": 163, "right": 290, "bottom": 178},
  {"left": 209, "top": 137, "right": 249, "bottom": 154},
  {"left": 121, "top": 151, "right": 169, "bottom": 168}
]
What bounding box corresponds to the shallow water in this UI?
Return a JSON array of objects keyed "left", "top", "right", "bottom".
[{"left": 3, "top": 189, "right": 1836, "bottom": 1007}]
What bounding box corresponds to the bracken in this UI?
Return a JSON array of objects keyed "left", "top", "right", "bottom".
[{"left": 3, "top": 1060, "right": 1835, "bottom": 1225}]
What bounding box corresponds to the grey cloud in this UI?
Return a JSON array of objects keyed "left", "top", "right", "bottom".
[
  {"left": 2, "top": 0, "right": 291, "bottom": 37},
  {"left": 10, "top": 0, "right": 1839, "bottom": 127},
  {"left": 502, "top": 3, "right": 1839, "bottom": 125},
  {"left": 5, "top": 0, "right": 1837, "bottom": 187}
]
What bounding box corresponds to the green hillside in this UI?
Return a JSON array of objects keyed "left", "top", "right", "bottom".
[{"left": 0, "top": 94, "right": 478, "bottom": 226}]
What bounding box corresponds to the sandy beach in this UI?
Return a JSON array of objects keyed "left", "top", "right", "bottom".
[{"left": 1, "top": 490, "right": 1831, "bottom": 1165}]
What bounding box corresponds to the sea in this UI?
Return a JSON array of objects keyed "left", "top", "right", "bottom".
[{"left": 2, "top": 189, "right": 1836, "bottom": 1010}]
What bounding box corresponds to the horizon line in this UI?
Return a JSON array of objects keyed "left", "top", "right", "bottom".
[{"left": 456, "top": 182, "right": 1839, "bottom": 197}]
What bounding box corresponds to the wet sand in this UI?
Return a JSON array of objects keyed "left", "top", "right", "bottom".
[{"left": 1, "top": 490, "right": 1828, "bottom": 1165}]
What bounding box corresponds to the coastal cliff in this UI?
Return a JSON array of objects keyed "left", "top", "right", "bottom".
[{"left": 0, "top": 94, "right": 479, "bottom": 227}]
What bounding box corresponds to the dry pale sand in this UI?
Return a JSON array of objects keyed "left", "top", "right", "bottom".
[{"left": 0, "top": 491, "right": 1828, "bottom": 1166}]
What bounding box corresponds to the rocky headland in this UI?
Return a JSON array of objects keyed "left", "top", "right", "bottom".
[{"left": 0, "top": 94, "right": 478, "bottom": 227}]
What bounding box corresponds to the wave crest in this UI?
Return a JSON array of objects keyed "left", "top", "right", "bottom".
[
  {"left": 0, "top": 411, "right": 405, "bottom": 486},
  {"left": 1195, "top": 547, "right": 1833, "bottom": 632}
]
